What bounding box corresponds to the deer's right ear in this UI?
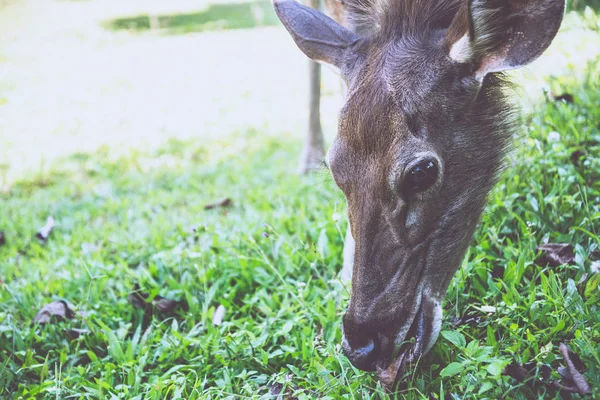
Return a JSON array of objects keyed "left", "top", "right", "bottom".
[
  {"left": 446, "top": 0, "right": 565, "bottom": 79},
  {"left": 274, "top": 0, "right": 359, "bottom": 69}
]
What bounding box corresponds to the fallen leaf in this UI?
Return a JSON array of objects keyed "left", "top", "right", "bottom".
[
  {"left": 204, "top": 197, "right": 232, "bottom": 210},
  {"left": 559, "top": 343, "right": 590, "bottom": 395},
  {"left": 33, "top": 300, "right": 76, "bottom": 324},
  {"left": 153, "top": 296, "right": 187, "bottom": 314},
  {"left": 212, "top": 304, "right": 226, "bottom": 326},
  {"left": 503, "top": 363, "right": 531, "bottom": 382},
  {"left": 536, "top": 243, "right": 575, "bottom": 267},
  {"left": 0, "top": 231, "right": 5, "bottom": 246},
  {"left": 504, "top": 345, "right": 590, "bottom": 396},
  {"left": 267, "top": 374, "right": 299, "bottom": 400},
  {"left": 552, "top": 93, "right": 574, "bottom": 103},
  {"left": 128, "top": 284, "right": 186, "bottom": 316},
  {"left": 127, "top": 283, "right": 151, "bottom": 311},
  {"left": 450, "top": 313, "right": 482, "bottom": 328},
  {"left": 570, "top": 150, "right": 585, "bottom": 167},
  {"left": 66, "top": 328, "right": 90, "bottom": 340},
  {"left": 36, "top": 216, "right": 55, "bottom": 244},
  {"left": 268, "top": 383, "right": 284, "bottom": 397}
]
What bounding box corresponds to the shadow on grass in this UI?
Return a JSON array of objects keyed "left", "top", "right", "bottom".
[{"left": 105, "top": 1, "right": 279, "bottom": 34}]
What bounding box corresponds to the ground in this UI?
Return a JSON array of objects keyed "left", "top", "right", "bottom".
[{"left": 0, "top": 0, "right": 599, "bottom": 399}]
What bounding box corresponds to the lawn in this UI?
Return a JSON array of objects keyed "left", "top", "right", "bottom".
[{"left": 1, "top": 1, "right": 600, "bottom": 399}]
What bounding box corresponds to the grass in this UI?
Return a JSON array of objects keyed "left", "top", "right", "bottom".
[
  {"left": 1, "top": 56, "right": 599, "bottom": 399},
  {"left": 105, "top": 1, "right": 279, "bottom": 34}
]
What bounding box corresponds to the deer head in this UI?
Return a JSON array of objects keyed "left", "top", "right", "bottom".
[{"left": 274, "top": 0, "right": 564, "bottom": 387}]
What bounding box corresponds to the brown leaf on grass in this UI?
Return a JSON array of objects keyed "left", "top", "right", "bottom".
[
  {"left": 503, "top": 363, "right": 530, "bottom": 382},
  {"left": 268, "top": 383, "right": 284, "bottom": 398},
  {"left": 33, "top": 300, "right": 76, "bottom": 324},
  {"left": 36, "top": 216, "right": 55, "bottom": 244},
  {"left": 204, "top": 197, "right": 232, "bottom": 210},
  {"left": 153, "top": 296, "right": 187, "bottom": 314},
  {"left": 128, "top": 284, "right": 186, "bottom": 316},
  {"left": 504, "top": 345, "right": 590, "bottom": 396},
  {"left": 553, "top": 93, "right": 574, "bottom": 103},
  {"left": 536, "top": 243, "right": 575, "bottom": 267},
  {"left": 571, "top": 150, "right": 586, "bottom": 167},
  {"left": 503, "top": 362, "right": 550, "bottom": 382},
  {"left": 0, "top": 231, "right": 5, "bottom": 246},
  {"left": 127, "top": 283, "right": 151, "bottom": 311},
  {"left": 449, "top": 313, "right": 482, "bottom": 328},
  {"left": 66, "top": 328, "right": 90, "bottom": 340},
  {"left": 267, "top": 374, "right": 299, "bottom": 400},
  {"left": 559, "top": 343, "right": 591, "bottom": 395}
]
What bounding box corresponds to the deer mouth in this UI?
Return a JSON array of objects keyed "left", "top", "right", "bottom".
[{"left": 375, "top": 301, "right": 429, "bottom": 389}]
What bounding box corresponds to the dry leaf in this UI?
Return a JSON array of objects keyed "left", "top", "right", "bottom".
[
  {"left": 33, "top": 300, "right": 75, "bottom": 324},
  {"left": 536, "top": 243, "right": 575, "bottom": 267},
  {"left": 36, "top": 216, "right": 55, "bottom": 244},
  {"left": 571, "top": 150, "right": 585, "bottom": 167},
  {"left": 552, "top": 93, "right": 574, "bottom": 103},
  {"left": 267, "top": 374, "right": 299, "bottom": 400},
  {"left": 268, "top": 383, "right": 284, "bottom": 398},
  {"left": 128, "top": 284, "right": 185, "bottom": 316},
  {"left": 127, "top": 283, "right": 151, "bottom": 311},
  {"left": 212, "top": 304, "right": 226, "bottom": 326},
  {"left": 559, "top": 343, "right": 590, "bottom": 395},
  {"left": 66, "top": 328, "right": 90, "bottom": 340},
  {"left": 450, "top": 313, "right": 481, "bottom": 328},
  {"left": 204, "top": 197, "right": 232, "bottom": 210},
  {"left": 153, "top": 296, "right": 182, "bottom": 314},
  {"left": 504, "top": 345, "right": 590, "bottom": 396},
  {"left": 503, "top": 362, "right": 533, "bottom": 382}
]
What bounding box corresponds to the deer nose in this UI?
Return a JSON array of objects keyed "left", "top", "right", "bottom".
[{"left": 341, "top": 318, "right": 381, "bottom": 372}]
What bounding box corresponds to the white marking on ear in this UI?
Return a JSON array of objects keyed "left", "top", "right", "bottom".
[{"left": 449, "top": 34, "right": 471, "bottom": 63}]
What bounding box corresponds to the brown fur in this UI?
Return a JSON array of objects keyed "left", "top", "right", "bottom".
[{"left": 274, "top": 0, "right": 564, "bottom": 386}]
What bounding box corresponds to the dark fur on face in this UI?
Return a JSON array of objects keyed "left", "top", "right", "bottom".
[{"left": 274, "top": 0, "right": 564, "bottom": 387}]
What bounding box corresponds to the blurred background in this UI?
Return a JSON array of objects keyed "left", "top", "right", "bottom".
[
  {"left": 0, "top": 0, "right": 348, "bottom": 186},
  {"left": 0, "top": 0, "right": 598, "bottom": 186}
]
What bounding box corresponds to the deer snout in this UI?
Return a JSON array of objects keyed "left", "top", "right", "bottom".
[{"left": 341, "top": 317, "right": 383, "bottom": 371}]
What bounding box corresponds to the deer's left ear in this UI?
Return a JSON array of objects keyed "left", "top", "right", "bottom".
[
  {"left": 446, "top": 0, "right": 565, "bottom": 79},
  {"left": 273, "top": 0, "right": 359, "bottom": 69}
]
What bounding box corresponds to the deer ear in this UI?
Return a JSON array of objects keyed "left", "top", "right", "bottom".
[
  {"left": 447, "top": 0, "right": 565, "bottom": 79},
  {"left": 273, "top": 0, "right": 359, "bottom": 69}
]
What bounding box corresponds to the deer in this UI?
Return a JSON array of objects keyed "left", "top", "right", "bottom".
[{"left": 273, "top": 0, "right": 565, "bottom": 389}]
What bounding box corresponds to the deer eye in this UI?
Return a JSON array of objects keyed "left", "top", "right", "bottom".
[{"left": 404, "top": 159, "right": 438, "bottom": 195}]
